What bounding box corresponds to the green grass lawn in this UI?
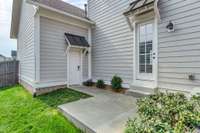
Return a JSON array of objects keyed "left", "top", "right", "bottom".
[{"left": 0, "top": 85, "right": 91, "bottom": 133}]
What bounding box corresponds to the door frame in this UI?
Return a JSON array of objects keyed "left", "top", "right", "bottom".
[
  {"left": 132, "top": 16, "right": 158, "bottom": 89},
  {"left": 67, "top": 48, "right": 83, "bottom": 86}
]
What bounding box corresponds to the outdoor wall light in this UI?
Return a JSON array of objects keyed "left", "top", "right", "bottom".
[
  {"left": 166, "top": 21, "right": 175, "bottom": 32},
  {"left": 188, "top": 74, "right": 195, "bottom": 81}
]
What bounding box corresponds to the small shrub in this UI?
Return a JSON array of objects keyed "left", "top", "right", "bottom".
[
  {"left": 125, "top": 92, "right": 200, "bottom": 133},
  {"left": 111, "top": 75, "right": 123, "bottom": 90},
  {"left": 96, "top": 80, "right": 105, "bottom": 89},
  {"left": 83, "top": 79, "right": 93, "bottom": 87}
]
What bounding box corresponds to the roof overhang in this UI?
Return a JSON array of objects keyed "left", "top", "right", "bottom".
[
  {"left": 124, "top": 0, "right": 160, "bottom": 30},
  {"left": 10, "top": 0, "right": 95, "bottom": 39},
  {"left": 10, "top": 0, "right": 23, "bottom": 39},
  {"left": 26, "top": 0, "right": 95, "bottom": 25},
  {"left": 65, "top": 33, "right": 90, "bottom": 48}
]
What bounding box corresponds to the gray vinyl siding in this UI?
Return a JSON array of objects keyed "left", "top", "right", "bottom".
[
  {"left": 158, "top": 0, "right": 200, "bottom": 91},
  {"left": 88, "top": 0, "right": 134, "bottom": 84},
  {"left": 88, "top": 0, "right": 200, "bottom": 91},
  {"left": 40, "top": 17, "right": 88, "bottom": 83},
  {"left": 17, "top": 0, "right": 35, "bottom": 83}
]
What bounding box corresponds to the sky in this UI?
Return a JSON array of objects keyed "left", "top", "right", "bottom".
[
  {"left": 0, "top": 0, "right": 86, "bottom": 57},
  {"left": 0, "top": 0, "right": 17, "bottom": 57},
  {"left": 63, "top": 0, "right": 87, "bottom": 9}
]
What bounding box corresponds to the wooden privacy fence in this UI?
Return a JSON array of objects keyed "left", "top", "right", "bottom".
[{"left": 0, "top": 61, "right": 19, "bottom": 88}]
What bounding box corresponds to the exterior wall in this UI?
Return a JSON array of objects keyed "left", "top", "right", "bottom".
[
  {"left": 17, "top": 0, "right": 36, "bottom": 85},
  {"left": 40, "top": 17, "right": 88, "bottom": 83},
  {"left": 88, "top": 0, "right": 200, "bottom": 91},
  {"left": 157, "top": 0, "right": 200, "bottom": 91},
  {"left": 88, "top": 0, "right": 134, "bottom": 85}
]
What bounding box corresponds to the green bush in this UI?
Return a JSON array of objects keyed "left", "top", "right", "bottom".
[
  {"left": 125, "top": 92, "right": 200, "bottom": 133},
  {"left": 96, "top": 79, "right": 105, "bottom": 89},
  {"left": 83, "top": 79, "right": 93, "bottom": 87},
  {"left": 111, "top": 75, "right": 123, "bottom": 90}
]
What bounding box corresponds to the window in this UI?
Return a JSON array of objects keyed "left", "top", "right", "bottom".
[{"left": 138, "top": 23, "right": 153, "bottom": 74}]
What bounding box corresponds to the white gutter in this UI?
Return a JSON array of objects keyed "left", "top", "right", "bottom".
[{"left": 26, "top": 0, "right": 95, "bottom": 25}]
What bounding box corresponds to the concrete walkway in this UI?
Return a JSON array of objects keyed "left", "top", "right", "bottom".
[{"left": 58, "top": 86, "right": 138, "bottom": 133}]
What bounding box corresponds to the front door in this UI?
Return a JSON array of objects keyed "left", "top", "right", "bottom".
[
  {"left": 136, "top": 21, "right": 156, "bottom": 81},
  {"left": 69, "top": 50, "right": 81, "bottom": 85}
]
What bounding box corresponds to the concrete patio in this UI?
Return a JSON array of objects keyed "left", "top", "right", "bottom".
[{"left": 58, "top": 86, "right": 138, "bottom": 133}]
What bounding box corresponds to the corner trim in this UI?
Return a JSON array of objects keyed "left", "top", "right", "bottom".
[{"left": 34, "top": 14, "right": 40, "bottom": 83}]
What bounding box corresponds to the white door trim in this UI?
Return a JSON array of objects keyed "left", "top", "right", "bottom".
[
  {"left": 88, "top": 27, "right": 92, "bottom": 79},
  {"left": 132, "top": 17, "right": 158, "bottom": 89},
  {"left": 67, "top": 48, "right": 83, "bottom": 86}
]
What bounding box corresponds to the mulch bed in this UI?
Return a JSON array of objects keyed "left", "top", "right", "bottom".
[{"left": 88, "top": 84, "right": 128, "bottom": 94}]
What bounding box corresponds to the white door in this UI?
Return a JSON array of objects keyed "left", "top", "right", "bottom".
[
  {"left": 136, "top": 21, "right": 156, "bottom": 81},
  {"left": 69, "top": 51, "right": 81, "bottom": 85}
]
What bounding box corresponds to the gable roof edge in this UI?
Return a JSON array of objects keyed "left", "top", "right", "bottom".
[
  {"left": 10, "top": 0, "right": 23, "bottom": 39},
  {"left": 26, "top": 0, "right": 95, "bottom": 25}
]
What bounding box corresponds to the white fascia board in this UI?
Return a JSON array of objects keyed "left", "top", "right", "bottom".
[{"left": 26, "top": 0, "right": 95, "bottom": 25}]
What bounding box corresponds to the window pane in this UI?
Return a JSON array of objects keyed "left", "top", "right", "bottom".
[
  {"left": 139, "top": 36, "right": 145, "bottom": 42},
  {"left": 146, "top": 34, "right": 153, "bottom": 42},
  {"left": 139, "top": 45, "right": 145, "bottom": 54},
  {"left": 138, "top": 22, "right": 154, "bottom": 74},
  {"left": 146, "top": 24, "right": 153, "bottom": 34},
  {"left": 139, "top": 42, "right": 145, "bottom": 46},
  {"left": 146, "top": 43, "right": 152, "bottom": 54},
  {"left": 146, "top": 65, "right": 152, "bottom": 73},
  {"left": 140, "top": 26, "right": 145, "bottom": 35},
  {"left": 140, "top": 65, "right": 145, "bottom": 73},
  {"left": 146, "top": 54, "right": 151, "bottom": 64},
  {"left": 140, "top": 55, "right": 145, "bottom": 64}
]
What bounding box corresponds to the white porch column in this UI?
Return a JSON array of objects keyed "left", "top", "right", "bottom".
[
  {"left": 88, "top": 28, "right": 92, "bottom": 79},
  {"left": 66, "top": 46, "right": 70, "bottom": 87}
]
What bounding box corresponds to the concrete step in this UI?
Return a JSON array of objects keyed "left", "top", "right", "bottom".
[
  {"left": 125, "top": 86, "right": 154, "bottom": 98},
  {"left": 59, "top": 106, "right": 96, "bottom": 133}
]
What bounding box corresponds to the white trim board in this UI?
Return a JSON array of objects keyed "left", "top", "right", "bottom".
[
  {"left": 88, "top": 27, "right": 92, "bottom": 79},
  {"left": 34, "top": 81, "right": 68, "bottom": 89},
  {"left": 39, "top": 14, "right": 90, "bottom": 30},
  {"left": 26, "top": 0, "right": 95, "bottom": 25}
]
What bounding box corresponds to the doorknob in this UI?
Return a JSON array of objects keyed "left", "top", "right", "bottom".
[
  {"left": 152, "top": 52, "right": 156, "bottom": 59},
  {"left": 77, "top": 66, "right": 80, "bottom": 71}
]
